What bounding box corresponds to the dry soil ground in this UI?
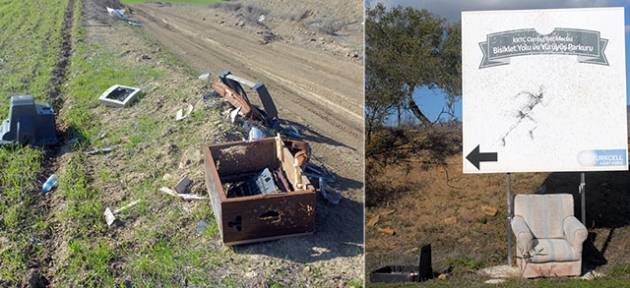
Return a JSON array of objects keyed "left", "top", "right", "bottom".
[{"left": 365, "top": 129, "right": 630, "bottom": 286}]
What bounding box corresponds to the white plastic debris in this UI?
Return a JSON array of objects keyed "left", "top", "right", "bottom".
[
  {"left": 106, "top": 7, "right": 127, "bottom": 20},
  {"left": 248, "top": 126, "right": 265, "bottom": 141},
  {"left": 159, "top": 186, "right": 207, "bottom": 201},
  {"left": 104, "top": 200, "right": 141, "bottom": 226},
  {"left": 176, "top": 103, "right": 194, "bottom": 121},
  {"left": 229, "top": 106, "right": 242, "bottom": 123},
  {"left": 319, "top": 177, "right": 342, "bottom": 205},
  {"left": 258, "top": 15, "right": 265, "bottom": 22},
  {"left": 198, "top": 72, "right": 212, "bottom": 81},
  {"left": 105, "top": 208, "right": 116, "bottom": 226}
]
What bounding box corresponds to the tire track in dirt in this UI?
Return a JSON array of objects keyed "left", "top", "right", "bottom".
[
  {"left": 134, "top": 6, "right": 363, "bottom": 134},
  {"left": 130, "top": 4, "right": 364, "bottom": 188}
]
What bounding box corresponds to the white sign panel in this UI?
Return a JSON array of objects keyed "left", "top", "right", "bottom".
[{"left": 462, "top": 8, "right": 628, "bottom": 173}]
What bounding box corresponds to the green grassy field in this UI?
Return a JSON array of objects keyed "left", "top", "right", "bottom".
[
  {"left": 0, "top": 0, "right": 233, "bottom": 286},
  {"left": 0, "top": 0, "right": 69, "bottom": 282}
]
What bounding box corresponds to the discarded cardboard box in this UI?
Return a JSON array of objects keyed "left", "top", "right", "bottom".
[{"left": 203, "top": 136, "right": 316, "bottom": 245}]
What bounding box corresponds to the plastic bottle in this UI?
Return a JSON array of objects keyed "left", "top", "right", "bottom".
[{"left": 42, "top": 174, "right": 58, "bottom": 193}]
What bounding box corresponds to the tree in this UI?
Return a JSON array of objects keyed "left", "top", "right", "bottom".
[{"left": 365, "top": 3, "right": 461, "bottom": 130}]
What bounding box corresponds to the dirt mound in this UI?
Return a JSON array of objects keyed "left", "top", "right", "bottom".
[{"left": 366, "top": 129, "right": 630, "bottom": 284}]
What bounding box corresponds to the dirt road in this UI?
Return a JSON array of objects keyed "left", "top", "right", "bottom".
[
  {"left": 122, "top": 2, "right": 365, "bottom": 285},
  {"left": 130, "top": 3, "right": 364, "bottom": 194}
]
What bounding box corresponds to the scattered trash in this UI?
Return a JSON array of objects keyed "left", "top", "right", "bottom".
[
  {"left": 115, "top": 200, "right": 141, "bottom": 213},
  {"left": 127, "top": 21, "right": 141, "bottom": 27},
  {"left": 106, "top": 7, "right": 127, "bottom": 20},
  {"left": 197, "top": 219, "right": 210, "bottom": 236},
  {"left": 212, "top": 71, "right": 303, "bottom": 139},
  {"left": 367, "top": 214, "right": 380, "bottom": 227},
  {"left": 225, "top": 167, "right": 279, "bottom": 198},
  {"left": 176, "top": 103, "right": 194, "bottom": 121},
  {"left": 258, "top": 15, "right": 265, "bottom": 22},
  {"left": 198, "top": 71, "right": 212, "bottom": 81},
  {"left": 438, "top": 274, "right": 447, "bottom": 280},
  {"left": 318, "top": 177, "right": 341, "bottom": 205},
  {"left": 0, "top": 95, "right": 58, "bottom": 146},
  {"left": 304, "top": 163, "right": 335, "bottom": 183},
  {"left": 229, "top": 106, "right": 242, "bottom": 123},
  {"left": 248, "top": 126, "right": 265, "bottom": 142},
  {"left": 581, "top": 270, "right": 605, "bottom": 280},
  {"left": 42, "top": 174, "right": 58, "bottom": 193},
  {"left": 159, "top": 186, "right": 207, "bottom": 201},
  {"left": 284, "top": 140, "right": 311, "bottom": 170},
  {"left": 378, "top": 228, "right": 395, "bottom": 236},
  {"left": 484, "top": 279, "right": 506, "bottom": 284},
  {"left": 177, "top": 194, "right": 208, "bottom": 200},
  {"left": 370, "top": 244, "right": 433, "bottom": 283},
  {"left": 67, "top": 138, "right": 78, "bottom": 144},
  {"left": 98, "top": 85, "right": 141, "bottom": 107},
  {"left": 83, "top": 146, "right": 116, "bottom": 156},
  {"left": 104, "top": 208, "right": 116, "bottom": 226},
  {"left": 159, "top": 186, "right": 178, "bottom": 197},
  {"left": 104, "top": 200, "right": 141, "bottom": 226},
  {"left": 477, "top": 265, "right": 519, "bottom": 279},
  {"left": 174, "top": 175, "right": 193, "bottom": 194},
  {"left": 203, "top": 137, "right": 315, "bottom": 245}
]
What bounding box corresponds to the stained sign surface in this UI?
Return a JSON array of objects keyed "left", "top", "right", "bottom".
[{"left": 462, "top": 8, "right": 628, "bottom": 173}]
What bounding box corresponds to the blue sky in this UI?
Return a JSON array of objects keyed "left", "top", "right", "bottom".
[{"left": 367, "top": 0, "right": 630, "bottom": 122}]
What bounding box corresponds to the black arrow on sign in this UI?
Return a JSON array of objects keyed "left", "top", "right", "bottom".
[{"left": 466, "top": 145, "right": 498, "bottom": 170}]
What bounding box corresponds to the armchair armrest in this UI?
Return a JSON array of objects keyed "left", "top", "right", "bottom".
[
  {"left": 511, "top": 216, "right": 533, "bottom": 252},
  {"left": 563, "top": 216, "right": 588, "bottom": 252}
]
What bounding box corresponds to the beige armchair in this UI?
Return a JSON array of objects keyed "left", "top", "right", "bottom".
[{"left": 511, "top": 194, "right": 588, "bottom": 278}]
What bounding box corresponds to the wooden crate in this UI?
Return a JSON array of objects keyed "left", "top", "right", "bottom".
[{"left": 202, "top": 136, "right": 316, "bottom": 245}]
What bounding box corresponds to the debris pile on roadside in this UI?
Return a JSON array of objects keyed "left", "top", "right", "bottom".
[
  {"left": 106, "top": 6, "right": 142, "bottom": 27},
  {"left": 7, "top": 67, "right": 341, "bottom": 247},
  {"left": 203, "top": 135, "right": 317, "bottom": 245},
  {"left": 209, "top": 70, "right": 340, "bottom": 197},
  {"left": 196, "top": 70, "right": 343, "bottom": 244}
]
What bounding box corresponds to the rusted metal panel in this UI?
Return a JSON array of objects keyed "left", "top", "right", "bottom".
[
  {"left": 283, "top": 140, "right": 311, "bottom": 170},
  {"left": 220, "top": 71, "right": 279, "bottom": 124},
  {"left": 203, "top": 137, "right": 316, "bottom": 245},
  {"left": 212, "top": 81, "right": 263, "bottom": 121},
  {"left": 252, "top": 82, "right": 279, "bottom": 120}
]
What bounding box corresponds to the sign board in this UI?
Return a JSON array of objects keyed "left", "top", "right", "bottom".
[{"left": 462, "top": 8, "right": 628, "bottom": 173}]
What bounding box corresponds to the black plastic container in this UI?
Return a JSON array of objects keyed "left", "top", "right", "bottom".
[{"left": 370, "top": 244, "right": 433, "bottom": 283}]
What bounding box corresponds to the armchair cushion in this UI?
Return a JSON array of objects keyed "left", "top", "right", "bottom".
[
  {"left": 511, "top": 216, "right": 533, "bottom": 252},
  {"left": 529, "top": 239, "right": 579, "bottom": 263},
  {"left": 563, "top": 216, "right": 588, "bottom": 252},
  {"left": 513, "top": 194, "right": 575, "bottom": 239}
]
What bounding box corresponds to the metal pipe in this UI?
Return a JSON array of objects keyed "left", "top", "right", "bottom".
[
  {"left": 507, "top": 172, "right": 512, "bottom": 266},
  {"left": 580, "top": 172, "right": 586, "bottom": 225}
]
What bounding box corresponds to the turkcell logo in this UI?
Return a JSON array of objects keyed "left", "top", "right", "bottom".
[{"left": 577, "top": 149, "right": 627, "bottom": 167}]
